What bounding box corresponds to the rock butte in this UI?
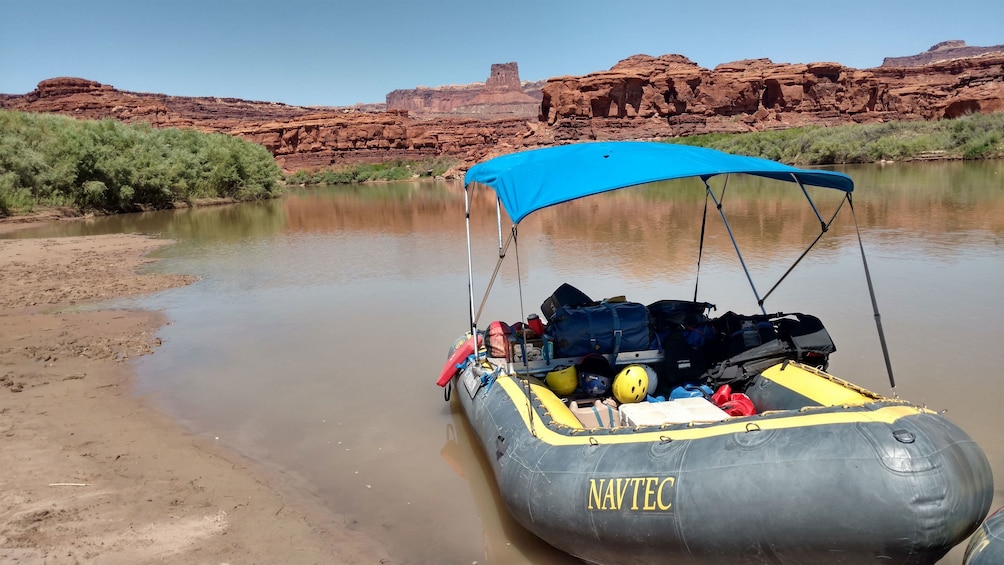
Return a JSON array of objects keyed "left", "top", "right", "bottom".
[{"left": 2, "top": 42, "right": 1002, "bottom": 172}]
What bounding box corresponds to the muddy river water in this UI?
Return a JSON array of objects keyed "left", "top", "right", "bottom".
[{"left": 7, "top": 160, "right": 1004, "bottom": 564}]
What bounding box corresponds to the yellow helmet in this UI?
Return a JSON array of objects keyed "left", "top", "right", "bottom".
[
  {"left": 613, "top": 365, "right": 649, "bottom": 404},
  {"left": 545, "top": 365, "right": 578, "bottom": 396}
]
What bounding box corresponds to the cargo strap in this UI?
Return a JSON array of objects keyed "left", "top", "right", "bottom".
[
  {"left": 480, "top": 365, "right": 501, "bottom": 393},
  {"left": 590, "top": 402, "right": 616, "bottom": 427},
  {"left": 599, "top": 301, "right": 623, "bottom": 360}
]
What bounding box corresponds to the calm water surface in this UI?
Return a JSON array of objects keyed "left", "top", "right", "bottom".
[{"left": 6, "top": 162, "right": 1004, "bottom": 564}]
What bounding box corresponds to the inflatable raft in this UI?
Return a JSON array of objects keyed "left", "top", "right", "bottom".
[
  {"left": 965, "top": 507, "right": 1004, "bottom": 565},
  {"left": 438, "top": 142, "right": 993, "bottom": 564}
]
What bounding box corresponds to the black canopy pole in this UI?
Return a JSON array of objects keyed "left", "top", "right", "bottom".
[
  {"left": 761, "top": 195, "right": 846, "bottom": 305},
  {"left": 848, "top": 194, "right": 898, "bottom": 396},
  {"left": 706, "top": 176, "right": 766, "bottom": 314},
  {"left": 693, "top": 181, "right": 711, "bottom": 303}
]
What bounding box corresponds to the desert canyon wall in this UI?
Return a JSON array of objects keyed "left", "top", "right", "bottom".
[
  {"left": 2, "top": 42, "right": 1002, "bottom": 171},
  {"left": 386, "top": 62, "right": 544, "bottom": 119}
]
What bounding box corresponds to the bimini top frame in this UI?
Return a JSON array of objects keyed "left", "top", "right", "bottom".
[
  {"left": 460, "top": 141, "right": 896, "bottom": 393},
  {"left": 464, "top": 141, "right": 852, "bottom": 224}
]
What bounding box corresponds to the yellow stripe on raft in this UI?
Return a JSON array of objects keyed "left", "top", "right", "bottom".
[
  {"left": 497, "top": 376, "right": 927, "bottom": 447},
  {"left": 760, "top": 362, "right": 881, "bottom": 406}
]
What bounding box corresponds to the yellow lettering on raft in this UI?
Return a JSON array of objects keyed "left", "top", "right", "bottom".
[
  {"left": 629, "top": 477, "right": 644, "bottom": 510},
  {"left": 587, "top": 476, "right": 676, "bottom": 511},
  {"left": 588, "top": 479, "right": 603, "bottom": 510},
  {"left": 657, "top": 477, "right": 674, "bottom": 510},
  {"left": 616, "top": 478, "right": 631, "bottom": 509},
  {"left": 601, "top": 478, "right": 617, "bottom": 509},
  {"left": 643, "top": 477, "right": 660, "bottom": 510}
]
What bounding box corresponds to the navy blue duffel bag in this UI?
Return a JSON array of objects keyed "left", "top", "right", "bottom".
[{"left": 545, "top": 301, "right": 654, "bottom": 359}]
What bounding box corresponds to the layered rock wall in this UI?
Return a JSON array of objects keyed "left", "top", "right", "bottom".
[
  {"left": 1, "top": 77, "right": 329, "bottom": 130},
  {"left": 541, "top": 51, "right": 1004, "bottom": 141},
  {"left": 3, "top": 44, "right": 1003, "bottom": 172},
  {"left": 881, "top": 40, "right": 1004, "bottom": 67},
  {"left": 0, "top": 78, "right": 544, "bottom": 170},
  {"left": 386, "top": 62, "right": 543, "bottom": 118},
  {"left": 229, "top": 112, "right": 547, "bottom": 171}
]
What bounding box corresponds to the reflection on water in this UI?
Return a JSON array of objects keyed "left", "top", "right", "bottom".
[
  {"left": 441, "top": 401, "right": 580, "bottom": 564},
  {"left": 4, "top": 161, "right": 1003, "bottom": 564}
]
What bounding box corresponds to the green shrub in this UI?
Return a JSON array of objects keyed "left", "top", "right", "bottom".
[
  {"left": 962, "top": 130, "right": 1001, "bottom": 159},
  {"left": 0, "top": 172, "right": 33, "bottom": 214},
  {"left": 671, "top": 112, "right": 1004, "bottom": 164},
  {"left": 0, "top": 109, "right": 283, "bottom": 215},
  {"left": 285, "top": 156, "right": 460, "bottom": 186}
]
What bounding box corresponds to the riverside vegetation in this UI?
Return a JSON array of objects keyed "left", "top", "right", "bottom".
[
  {"left": 674, "top": 112, "right": 1004, "bottom": 165},
  {"left": 0, "top": 110, "right": 283, "bottom": 216},
  {"left": 292, "top": 113, "right": 1002, "bottom": 186},
  {"left": 2, "top": 109, "right": 1001, "bottom": 216},
  {"left": 284, "top": 157, "right": 460, "bottom": 186}
]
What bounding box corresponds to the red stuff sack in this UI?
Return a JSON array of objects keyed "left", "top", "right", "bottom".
[
  {"left": 720, "top": 393, "right": 756, "bottom": 417},
  {"left": 712, "top": 384, "right": 756, "bottom": 417},
  {"left": 487, "top": 321, "right": 512, "bottom": 359},
  {"left": 712, "top": 383, "right": 732, "bottom": 406}
]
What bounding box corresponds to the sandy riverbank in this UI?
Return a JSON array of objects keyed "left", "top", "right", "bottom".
[{"left": 0, "top": 227, "right": 392, "bottom": 563}]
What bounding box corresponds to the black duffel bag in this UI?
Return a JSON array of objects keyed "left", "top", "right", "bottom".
[
  {"left": 540, "top": 282, "right": 594, "bottom": 322},
  {"left": 545, "top": 301, "right": 653, "bottom": 358}
]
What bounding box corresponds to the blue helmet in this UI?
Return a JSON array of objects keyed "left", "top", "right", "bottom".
[{"left": 580, "top": 372, "right": 611, "bottom": 397}]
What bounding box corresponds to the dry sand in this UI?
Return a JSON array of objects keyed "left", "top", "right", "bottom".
[{"left": 0, "top": 224, "right": 392, "bottom": 564}]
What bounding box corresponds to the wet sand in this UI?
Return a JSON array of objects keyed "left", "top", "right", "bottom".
[{"left": 0, "top": 223, "right": 392, "bottom": 563}]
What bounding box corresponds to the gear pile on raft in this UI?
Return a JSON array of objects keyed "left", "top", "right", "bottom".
[
  {"left": 476, "top": 283, "right": 830, "bottom": 425},
  {"left": 437, "top": 142, "right": 994, "bottom": 565}
]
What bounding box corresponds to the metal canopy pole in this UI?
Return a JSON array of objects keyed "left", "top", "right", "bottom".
[
  {"left": 848, "top": 194, "right": 898, "bottom": 396},
  {"left": 792, "top": 173, "right": 827, "bottom": 231},
  {"left": 693, "top": 182, "right": 712, "bottom": 303},
  {"left": 760, "top": 191, "right": 847, "bottom": 305},
  {"left": 496, "top": 198, "right": 504, "bottom": 257},
  {"left": 475, "top": 227, "right": 516, "bottom": 326},
  {"left": 464, "top": 183, "right": 477, "bottom": 339},
  {"left": 705, "top": 177, "right": 766, "bottom": 314}
]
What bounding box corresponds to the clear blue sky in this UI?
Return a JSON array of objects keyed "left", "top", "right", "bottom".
[{"left": 2, "top": 0, "right": 1001, "bottom": 107}]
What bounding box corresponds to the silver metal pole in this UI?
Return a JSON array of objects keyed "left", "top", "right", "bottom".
[
  {"left": 464, "top": 183, "right": 477, "bottom": 339},
  {"left": 496, "top": 198, "right": 504, "bottom": 256}
]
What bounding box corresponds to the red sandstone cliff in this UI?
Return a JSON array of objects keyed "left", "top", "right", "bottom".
[
  {"left": 541, "top": 50, "right": 1004, "bottom": 141},
  {"left": 0, "top": 77, "right": 323, "bottom": 130},
  {"left": 228, "top": 111, "right": 549, "bottom": 171},
  {"left": 0, "top": 76, "right": 550, "bottom": 170},
  {"left": 386, "top": 62, "right": 544, "bottom": 119},
  {"left": 881, "top": 40, "right": 1004, "bottom": 67},
  {"left": 2, "top": 43, "right": 1002, "bottom": 171}
]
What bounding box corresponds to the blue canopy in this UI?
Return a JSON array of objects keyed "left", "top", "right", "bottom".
[{"left": 464, "top": 141, "right": 854, "bottom": 224}]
